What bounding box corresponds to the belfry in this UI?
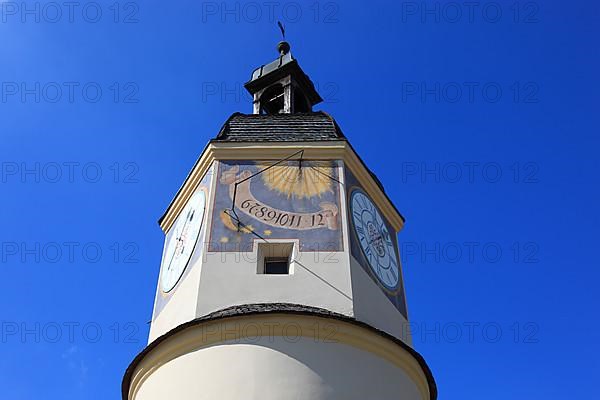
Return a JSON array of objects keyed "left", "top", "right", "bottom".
[{"left": 123, "top": 40, "right": 436, "bottom": 400}]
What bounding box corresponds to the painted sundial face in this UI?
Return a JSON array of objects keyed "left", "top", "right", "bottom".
[
  {"left": 350, "top": 190, "right": 400, "bottom": 290},
  {"left": 160, "top": 189, "right": 206, "bottom": 293}
]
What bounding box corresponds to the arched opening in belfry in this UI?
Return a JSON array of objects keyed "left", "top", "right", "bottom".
[{"left": 260, "top": 84, "right": 285, "bottom": 114}]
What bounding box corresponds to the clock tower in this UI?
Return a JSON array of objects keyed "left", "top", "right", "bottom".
[{"left": 123, "top": 41, "right": 436, "bottom": 400}]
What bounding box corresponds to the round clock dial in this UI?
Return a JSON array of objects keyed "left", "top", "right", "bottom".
[
  {"left": 160, "top": 189, "right": 206, "bottom": 293},
  {"left": 350, "top": 190, "right": 400, "bottom": 290}
]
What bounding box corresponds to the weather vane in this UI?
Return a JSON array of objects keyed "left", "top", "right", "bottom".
[
  {"left": 277, "top": 21, "right": 286, "bottom": 39},
  {"left": 276, "top": 21, "right": 290, "bottom": 55}
]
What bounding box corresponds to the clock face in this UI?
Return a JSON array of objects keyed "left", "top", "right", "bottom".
[
  {"left": 160, "top": 189, "right": 206, "bottom": 293},
  {"left": 350, "top": 190, "right": 400, "bottom": 290}
]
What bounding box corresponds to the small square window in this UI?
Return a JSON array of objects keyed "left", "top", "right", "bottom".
[
  {"left": 264, "top": 257, "right": 290, "bottom": 274},
  {"left": 257, "top": 242, "right": 295, "bottom": 275}
]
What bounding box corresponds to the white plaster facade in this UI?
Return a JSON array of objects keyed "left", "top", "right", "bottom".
[
  {"left": 148, "top": 160, "right": 411, "bottom": 345},
  {"left": 125, "top": 145, "right": 434, "bottom": 400},
  {"left": 127, "top": 315, "right": 432, "bottom": 400}
]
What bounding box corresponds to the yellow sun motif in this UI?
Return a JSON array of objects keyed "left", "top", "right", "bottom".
[
  {"left": 261, "top": 162, "right": 333, "bottom": 198},
  {"left": 220, "top": 237, "right": 229, "bottom": 243},
  {"left": 263, "top": 230, "right": 272, "bottom": 236}
]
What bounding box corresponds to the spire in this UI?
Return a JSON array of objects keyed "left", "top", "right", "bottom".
[
  {"left": 244, "top": 25, "right": 323, "bottom": 115},
  {"left": 276, "top": 21, "right": 290, "bottom": 56}
]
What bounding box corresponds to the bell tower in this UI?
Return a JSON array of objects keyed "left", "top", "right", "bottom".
[
  {"left": 245, "top": 40, "right": 322, "bottom": 114},
  {"left": 123, "top": 40, "right": 436, "bottom": 400}
]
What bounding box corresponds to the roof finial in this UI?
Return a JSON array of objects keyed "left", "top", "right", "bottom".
[{"left": 277, "top": 21, "right": 290, "bottom": 56}]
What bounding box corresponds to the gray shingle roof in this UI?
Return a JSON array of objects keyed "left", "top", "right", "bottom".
[
  {"left": 210, "top": 111, "right": 392, "bottom": 197},
  {"left": 214, "top": 111, "right": 345, "bottom": 142},
  {"left": 157, "top": 110, "right": 406, "bottom": 226}
]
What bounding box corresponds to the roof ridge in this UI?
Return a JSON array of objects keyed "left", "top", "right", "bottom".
[
  {"left": 318, "top": 110, "right": 346, "bottom": 139},
  {"left": 214, "top": 111, "right": 345, "bottom": 142},
  {"left": 216, "top": 112, "right": 243, "bottom": 139}
]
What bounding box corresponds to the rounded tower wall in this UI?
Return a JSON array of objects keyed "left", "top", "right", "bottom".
[{"left": 127, "top": 312, "right": 433, "bottom": 400}]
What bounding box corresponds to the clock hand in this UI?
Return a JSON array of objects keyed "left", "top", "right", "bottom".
[
  {"left": 165, "top": 227, "right": 183, "bottom": 272},
  {"left": 182, "top": 208, "right": 194, "bottom": 227},
  {"left": 166, "top": 249, "right": 176, "bottom": 272},
  {"left": 164, "top": 200, "right": 202, "bottom": 279},
  {"left": 176, "top": 208, "right": 194, "bottom": 243},
  {"left": 168, "top": 207, "right": 197, "bottom": 269}
]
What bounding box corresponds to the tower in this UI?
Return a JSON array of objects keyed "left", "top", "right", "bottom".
[{"left": 123, "top": 41, "right": 436, "bottom": 400}]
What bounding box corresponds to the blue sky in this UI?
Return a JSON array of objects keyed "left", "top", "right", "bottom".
[{"left": 1, "top": 1, "right": 599, "bottom": 399}]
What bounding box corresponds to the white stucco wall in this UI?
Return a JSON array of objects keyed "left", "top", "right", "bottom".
[
  {"left": 196, "top": 246, "right": 353, "bottom": 318},
  {"left": 148, "top": 160, "right": 412, "bottom": 346},
  {"left": 349, "top": 256, "right": 412, "bottom": 344},
  {"left": 133, "top": 337, "right": 423, "bottom": 400},
  {"left": 148, "top": 165, "right": 218, "bottom": 343}
]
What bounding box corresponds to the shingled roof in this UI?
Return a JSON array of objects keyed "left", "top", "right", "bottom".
[
  {"left": 157, "top": 109, "right": 402, "bottom": 226},
  {"left": 211, "top": 111, "right": 391, "bottom": 195},
  {"left": 215, "top": 111, "right": 345, "bottom": 142}
]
